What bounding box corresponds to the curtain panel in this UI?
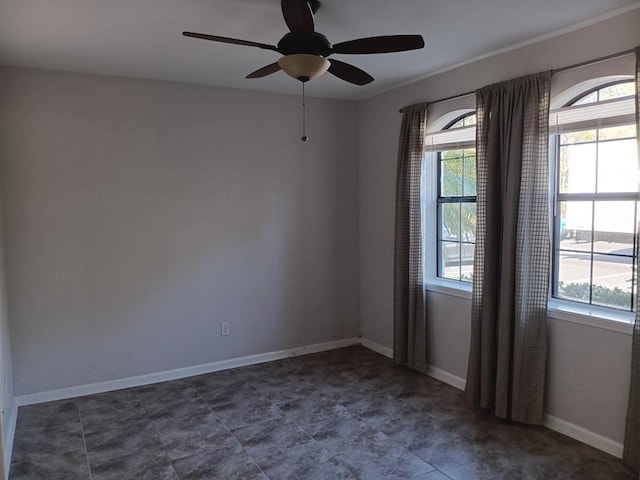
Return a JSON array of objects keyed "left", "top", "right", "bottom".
[
  {"left": 394, "top": 103, "right": 428, "bottom": 372},
  {"left": 465, "top": 72, "right": 552, "bottom": 425},
  {"left": 623, "top": 46, "right": 640, "bottom": 473}
]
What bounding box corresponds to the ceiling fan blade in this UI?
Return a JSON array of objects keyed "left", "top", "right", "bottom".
[
  {"left": 246, "top": 62, "right": 282, "bottom": 79},
  {"left": 328, "top": 60, "right": 373, "bottom": 86},
  {"left": 332, "top": 35, "right": 425, "bottom": 55},
  {"left": 183, "top": 32, "right": 279, "bottom": 52},
  {"left": 281, "top": 0, "right": 314, "bottom": 36}
]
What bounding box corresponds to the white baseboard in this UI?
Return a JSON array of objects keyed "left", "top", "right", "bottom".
[
  {"left": 359, "top": 337, "right": 468, "bottom": 391},
  {"left": 3, "top": 403, "right": 17, "bottom": 480},
  {"left": 12, "top": 336, "right": 625, "bottom": 462},
  {"left": 359, "top": 337, "right": 393, "bottom": 359},
  {"left": 426, "top": 365, "right": 467, "bottom": 391},
  {"left": 15, "top": 337, "right": 361, "bottom": 407},
  {"left": 358, "top": 337, "right": 624, "bottom": 460},
  {"left": 543, "top": 414, "right": 623, "bottom": 459}
]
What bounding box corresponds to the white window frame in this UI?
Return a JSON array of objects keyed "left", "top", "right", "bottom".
[
  {"left": 420, "top": 76, "right": 636, "bottom": 334},
  {"left": 548, "top": 77, "right": 637, "bottom": 330},
  {"left": 422, "top": 109, "right": 475, "bottom": 299}
]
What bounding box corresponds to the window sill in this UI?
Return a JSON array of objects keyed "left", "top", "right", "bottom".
[
  {"left": 547, "top": 300, "right": 634, "bottom": 335},
  {"left": 424, "top": 281, "right": 634, "bottom": 335},
  {"left": 425, "top": 279, "right": 472, "bottom": 300}
]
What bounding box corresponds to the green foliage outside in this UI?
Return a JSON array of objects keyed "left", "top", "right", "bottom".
[
  {"left": 440, "top": 148, "right": 477, "bottom": 240},
  {"left": 557, "top": 281, "right": 632, "bottom": 310}
]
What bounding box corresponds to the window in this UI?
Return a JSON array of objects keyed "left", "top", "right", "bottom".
[
  {"left": 435, "top": 113, "right": 477, "bottom": 283},
  {"left": 551, "top": 81, "right": 638, "bottom": 312}
]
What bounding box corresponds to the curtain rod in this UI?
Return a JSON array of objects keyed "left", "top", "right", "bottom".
[{"left": 398, "top": 47, "right": 636, "bottom": 113}]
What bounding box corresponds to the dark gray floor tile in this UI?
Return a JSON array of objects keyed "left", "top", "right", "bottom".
[
  {"left": 9, "top": 450, "right": 90, "bottom": 480},
  {"left": 155, "top": 411, "right": 240, "bottom": 461},
  {"left": 305, "top": 411, "right": 379, "bottom": 455},
  {"left": 197, "top": 381, "right": 264, "bottom": 407},
  {"left": 75, "top": 389, "right": 138, "bottom": 411},
  {"left": 16, "top": 400, "right": 79, "bottom": 431},
  {"left": 420, "top": 436, "right": 517, "bottom": 480},
  {"left": 255, "top": 442, "right": 356, "bottom": 480},
  {"left": 234, "top": 360, "right": 300, "bottom": 382},
  {"left": 9, "top": 346, "right": 636, "bottom": 480},
  {"left": 562, "top": 459, "right": 638, "bottom": 480},
  {"left": 278, "top": 393, "right": 351, "bottom": 428},
  {"left": 341, "top": 391, "right": 418, "bottom": 429},
  {"left": 188, "top": 370, "right": 251, "bottom": 391},
  {"left": 479, "top": 421, "right": 613, "bottom": 479},
  {"left": 91, "top": 449, "right": 179, "bottom": 480},
  {"left": 85, "top": 422, "right": 163, "bottom": 466},
  {"left": 211, "top": 393, "right": 283, "bottom": 429},
  {"left": 81, "top": 399, "right": 149, "bottom": 433},
  {"left": 332, "top": 429, "right": 436, "bottom": 480},
  {"left": 148, "top": 397, "right": 213, "bottom": 429},
  {"left": 415, "top": 470, "right": 453, "bottom": 480},
  {"left": 250, "top": 374, "right": 320, "bottom": 404},
  {"left": 381, "top": 410, "right": 457, "bottom": 455},
  {"left": 172, "top": 443, "right": 264, "bottom": 480},
  {"left": 135, "top": 380, "right": 203, "bottom": 415},
  {"left": 11, "top": 422, "right": 85, "bottom": 465},
  {"left": 231, "top": 417, "right": 313, "bottom": 458}
]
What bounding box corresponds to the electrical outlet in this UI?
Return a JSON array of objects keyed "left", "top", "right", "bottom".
[{"left": 220, "top": 322, "right": 231, "bottom": 336}]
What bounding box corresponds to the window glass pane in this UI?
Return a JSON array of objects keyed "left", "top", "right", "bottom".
[
  {"left": 459, "top": 243, "right": 474, "bottom": 283},
  {"left": 572, "top": 92, "right": 598, "bottom": 106},
  {"left": 463, "top": 153, "right": 477, "bottom": 196},
  {"left": 441, "top": 158, "right": 464, "bottom": 196},
  {"left": 441, "top": 203, "right": 461, "bottom": 239},
  {"left": 591, "top": 254, "right": 633, "bottom": 310},
  {"left": 598, "top": 124, "right": 636, "bottom": 141},
  {"left": 559, "top": 143, "right": 596, "bottom": 193},
  {"left": 598, "top": 82, "right": 635, "bottom": 101},
  {"left": 463, "top": 115, "right": 477, "bottom": 127},
  {"left": 592, "top": 201, "right": 636, "bottom": 256},
  {"left": 461, "top": 203, "right": 476, "bottom": 241},
  {"left": 441, "top": 150, "right": 464, "bottom": 160},
  {"left": 597, "top": 139, "right": 638, "bottom": 193},
  {"left": 440, "top": 242, "right": 461, "bottom": 280},
  {"left": 556, "top": 251, "right": 592, "bottom": 304},
  {"left": 559, "top": 201, "right": 593, "bottom": 251},
  {"left": 560, "top": 130, "right": 597, "bottom": 144},
  {"left": 449, "top": 114, "right": 476, "bottom": 129}
]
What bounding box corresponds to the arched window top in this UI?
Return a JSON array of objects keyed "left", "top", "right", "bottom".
[
  {"left": 446, "top": 112, "right": 477, "bottom": 130},
  {"left": 424, "top": 111, "right": 476, "bottom": 152},
  {"left": 569, "top": 80, "right": 635, "bottom": 106}
]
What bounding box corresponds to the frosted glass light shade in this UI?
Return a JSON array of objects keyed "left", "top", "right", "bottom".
[{"left": 278, "top": 54, "right": 330, "bottom": 82}]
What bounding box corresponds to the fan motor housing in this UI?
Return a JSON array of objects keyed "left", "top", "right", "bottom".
[{"left": 278, "top": 32, "right": 332, "bottom": 57}]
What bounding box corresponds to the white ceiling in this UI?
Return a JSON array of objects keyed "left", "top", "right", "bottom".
[{"left": 0, "top": 0, "right": 638, "bottom": 100}]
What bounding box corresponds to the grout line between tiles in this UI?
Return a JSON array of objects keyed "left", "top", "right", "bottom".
[
  {"left": 78, "top": 414, "right": 93, "bottom": 480},
  {"left": 189, "top": 379, "right": 272, "bottom": 480}
]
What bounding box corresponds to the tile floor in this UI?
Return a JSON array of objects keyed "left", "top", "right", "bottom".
[{"left": 9, "top": 346, "right": 638, "bottom": 479}]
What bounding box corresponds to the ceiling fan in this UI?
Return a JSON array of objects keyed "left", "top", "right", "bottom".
[{"left": 183, "top": 0, "right": 425, "bottom": 86}]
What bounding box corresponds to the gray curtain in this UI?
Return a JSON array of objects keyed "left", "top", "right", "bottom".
[
  {"left": 394, "top": 103, "right": 428, "bottom": 373},
  {"left": 623, "top": 46, "right": 640, "bottom": 474},
  {"left": 465, "top": 72, "right": 551, "bottom": 425}
]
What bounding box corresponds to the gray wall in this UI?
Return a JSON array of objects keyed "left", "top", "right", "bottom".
[
  {"left": 358, "top": 9, "right": 639, "bottom": 446},
  {"left": 0, "top": 68, "right": 360, "bottom": 395},
  {"left": 0, "top": 193, "right": 14, "bottom": 477}
]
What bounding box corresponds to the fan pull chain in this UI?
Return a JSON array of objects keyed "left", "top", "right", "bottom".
[{"left": 301, "top": 82, "right": 308, "bottom": 142}]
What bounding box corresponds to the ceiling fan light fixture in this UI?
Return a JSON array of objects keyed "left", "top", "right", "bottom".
[{"left": 278, "top": 54, "right": 330, "bottom": 82}]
